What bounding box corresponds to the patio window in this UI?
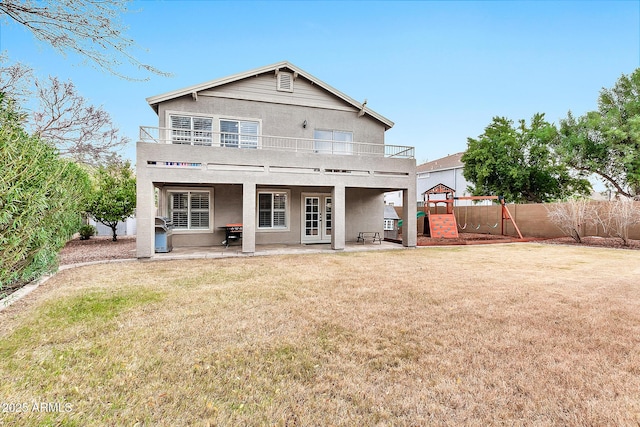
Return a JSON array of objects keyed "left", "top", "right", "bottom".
[
  {"left": 220, "top": 119, "right": 259, "bottom": 148},
  {"left": 168, "top": 190, "right": 211, "bottom": 230},
  {"left": 169, "top": 115, "right": 213, "bottom": 146},
  {"left": 258, "top": 191, "right": 288, "bottom": 229},
  {"left": 314, "top": 129, "right": 353, "bottom": 154}
]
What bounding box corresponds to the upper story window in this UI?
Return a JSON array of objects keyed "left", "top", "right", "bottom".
[
  {"left": 220, "top": 120, "right": 259, "bottom": 149},
  {"left": 170, "top": 115, "right": 213, "bottom": 146},
  {"left": 314, "top": 130, "right": 353, "bottom": 155}
]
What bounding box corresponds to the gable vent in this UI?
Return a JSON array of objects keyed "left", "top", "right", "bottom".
[{"left": 277, "top": 72, "right": 294, "bottom": 92}]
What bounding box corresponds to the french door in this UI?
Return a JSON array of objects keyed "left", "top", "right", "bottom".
[{"left": 302, "top": 194, "right": 332, "bottom": 243}]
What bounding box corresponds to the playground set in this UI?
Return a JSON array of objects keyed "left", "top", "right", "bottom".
[{"left": 422, "top": 184, "right": 523, "bottom": 240}]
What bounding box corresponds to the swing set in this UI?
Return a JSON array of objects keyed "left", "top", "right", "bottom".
[
  {"left": 453, "top": 196, "right": 522, "bottom": 239},
  {"left": 457, "top": 201, "right": 499, "bottom": 230},
  {"left": 423, "top": 184, "right": 523, "bottom": 239}
]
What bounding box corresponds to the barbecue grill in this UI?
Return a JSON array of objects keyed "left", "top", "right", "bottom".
[
  {"left": 222, "top": 223, "right": 242, "bottom": 248},
  {"left": 155, "top": 216, "right": 173, "bottom": 253}
]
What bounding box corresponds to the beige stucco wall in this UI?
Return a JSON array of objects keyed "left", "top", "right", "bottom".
[
  {"left": 138, "top": 142, "right": 414, "bottom": 189},
  {"left": 345, "top": 188, "right": 385, "bottom": 241},
  {"left": 138, "top": 142, "right": 416, "bottom": 255},
  {"left": 158, "top": 96, "right": 386, "bottom": 146}
]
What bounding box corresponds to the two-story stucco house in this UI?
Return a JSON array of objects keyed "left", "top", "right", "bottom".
[{"left": 136, "top": 61, "right": 417, "bottom": 257}]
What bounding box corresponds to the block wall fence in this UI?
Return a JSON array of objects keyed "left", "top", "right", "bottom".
[{"left": 395, "top": 201, "right": 640, "bottom": 240}]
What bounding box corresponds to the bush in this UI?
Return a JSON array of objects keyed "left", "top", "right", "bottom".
[
  {"left": 596, "top": 199, "right": 640, "bottom": 246},
  {"left": 0, "top": 94, "right": 91, "bottom": 294},
  {"left": 545, "top": 198, "right": 596, "bottom": 243},
  {"left": 79, "top": 224, "right": 97, "bottom": 240}
]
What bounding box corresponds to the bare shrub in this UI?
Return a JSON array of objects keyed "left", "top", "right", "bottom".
[
  {"left": 597, "top": 199, "right": 640, "bottom": 246},
  {"left": 546, "top": 198, "right": 597, "bottom": 243}
]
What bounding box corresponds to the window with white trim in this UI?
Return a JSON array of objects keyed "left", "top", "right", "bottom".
[
  {"left": 314, "top": 129, "right": 353, "bottom": 155},
  {"left": 220, "top": 119, "right": 259, "bottom": 148},
  {"left": 384, "top": 219, "right": 395, "bottom": 231},
  {"left": 169, "top": 115, "right": 213, "bottom": 146},
  {"left": 258, "top": 191, "right": 288, "bottom": 229},
  {"left": 168, "top": 190, "right": 211, "bottom": 230}
]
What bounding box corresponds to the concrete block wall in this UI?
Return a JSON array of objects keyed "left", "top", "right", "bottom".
[{"left": 396, "top": 201, "right": 640, "bottom": 240}]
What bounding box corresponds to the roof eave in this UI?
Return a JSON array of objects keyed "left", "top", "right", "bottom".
[{"left": 417, "top": 165, "right": 463, "bottom": 174}]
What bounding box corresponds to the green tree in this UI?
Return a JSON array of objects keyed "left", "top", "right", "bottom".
[
  {"left": 462, "top": 113, "right": 591, "bottom": 203},
  {"left": 87, "top": 160, "right": 136, "bottom": 241},
  {"left": 557, "top": 69, "right": 640, "bottom": 199},
  {"left": 0, "top": 93, "right": 90, "bottom": 292}
]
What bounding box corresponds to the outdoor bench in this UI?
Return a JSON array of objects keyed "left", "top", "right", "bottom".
[{"left": 357, "top": 231, "right": 382, "bottom": 244}]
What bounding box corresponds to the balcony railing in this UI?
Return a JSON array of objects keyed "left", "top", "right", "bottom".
[{"left": 139, "top": 126, "right": 414, "bottom": 159}]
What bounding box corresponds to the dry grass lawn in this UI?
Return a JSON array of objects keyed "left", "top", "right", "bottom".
[{"left": 1, "top": 244, "right": 640, "bottom": 426}]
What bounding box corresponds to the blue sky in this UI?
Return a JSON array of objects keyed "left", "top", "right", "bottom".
[{"left": 1, "top": 0, "right": 639, "bottom": 165}]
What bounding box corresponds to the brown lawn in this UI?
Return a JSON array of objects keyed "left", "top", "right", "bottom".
[{"left": 1, "top": 244, "right": 639, "bottom": 426}]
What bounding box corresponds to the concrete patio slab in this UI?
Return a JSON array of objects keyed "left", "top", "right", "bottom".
[{"left": 150, "top": 241, "right": 407, "bottom": 261}]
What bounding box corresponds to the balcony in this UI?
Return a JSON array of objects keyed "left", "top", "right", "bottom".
[{"left": 139, "top": 126, "right": 414, "bottom": 159}]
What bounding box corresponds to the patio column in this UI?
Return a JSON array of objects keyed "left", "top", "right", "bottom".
[
  {"left": 242, "top": 182, "right": 256, "bottom": 254},
  {"left": 402, "top": 184, "right": 417, "bottom": 247},
  {"left": 331, "top": 185, "right": 346, "bottom": 250},
  {"left": 136, "top": 179, "right": 155, "bottom": 258}
]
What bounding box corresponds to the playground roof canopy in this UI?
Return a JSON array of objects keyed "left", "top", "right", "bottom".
[{"left": 423, "top": 183, "right": 456, "bottom": 196}]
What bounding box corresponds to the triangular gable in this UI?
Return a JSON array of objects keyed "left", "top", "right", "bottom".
[
  {"left": 423, "top": 183, "right": 456, "bottom": 195},
  {"left": 146, "top": 61, "right": 394, "bottom": 130}
]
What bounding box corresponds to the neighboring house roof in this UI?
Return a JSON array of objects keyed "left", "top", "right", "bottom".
[
  {"left": 384, "top": 205, "right": 400, "bottom": 220},
  {"left": 417, "top": 152, "right": 465, "bottom": 174},
  {"left": 146, "top": 61, "right": 394, "bottom": 130}
]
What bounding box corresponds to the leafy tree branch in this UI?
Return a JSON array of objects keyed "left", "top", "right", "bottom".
[
  {"left": 462, "top": 113, "right": 592, "bottom": 203},
  {"left": 0, "top": 93, "right": 90, "bottom": 292},
  {"left": 557, "top": 69, "right": 640, "bottom": 199}
]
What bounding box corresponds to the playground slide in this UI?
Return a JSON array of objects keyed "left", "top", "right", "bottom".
[{"left": 396, "top": 211, "right": 426, "bottom": 228}]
